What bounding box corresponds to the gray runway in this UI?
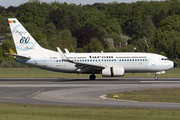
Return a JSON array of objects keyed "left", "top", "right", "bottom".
[{"left": 0, "top": 77, "right": 180, "bottom": 109}]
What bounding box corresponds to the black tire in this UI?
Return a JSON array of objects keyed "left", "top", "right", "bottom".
[{"left": 89, "top": 75, "right": 96, "bottom": 80}]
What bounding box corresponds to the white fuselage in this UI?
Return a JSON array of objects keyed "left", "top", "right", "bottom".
[{"left": 15, "top": 51, "right": 174, "bottom": 74}]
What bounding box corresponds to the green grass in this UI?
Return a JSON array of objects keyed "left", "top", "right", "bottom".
[
  {"left": 0, "top": 102, "right": 180, "bottom": 120},
  {"left": 107, "top": 88, "right": 180, "bottom": 103},
  {"left": 0, "top": 68, "right": 179, "bottom": 78},
  {"left": 0, "top": 68, "right": 94, "bottom": 78},
  {"left": 126, "top": 68, "right": 180, "bottom": 78}
]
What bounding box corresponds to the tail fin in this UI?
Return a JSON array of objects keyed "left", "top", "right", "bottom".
[{"left": 8, "top": 18, "right": 43, "bottom": 55}]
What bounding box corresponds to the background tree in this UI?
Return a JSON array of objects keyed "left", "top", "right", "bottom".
[
  {"left": 71, "top": 26, "right": 104, "bottom": 49},
  {"left": 105, "top": 18, "right": 122, "bottom": 35},
  {"left": 66, "top": 14, "right": 79, "bottom": 30},
  {"left": 46, "top": 8, "right": 67, "bottom": 30},
  {"left": 31, "top": 33, "right": 51, "bottom": 49},
  {"left": 16, "top": 2, "right": 51, "bottom": 27},
  {"left": 119, "top": 45, "right": 134, "bottom": 52},
  {"left": 42, "top": 22, "right": 57, "bottom": 40},
  {"left": 24, "top": 22, "right": 37, "bottom": 33},
  {"left": 84, "top": 38, "right": 103, "bottom": 52},
  {"left": 152, "top": 10, "right": 167, "bottom": 28},
  {"left": 126, "top": 18, "right": 155, "bottom": 40},
  {"left": 55, "top": 29, "right": 77, "bottom": 52},
  {"left": 79, "top": 8, "right": 108, "bottom": 34},
  {"left": 108, "top": 32, "right": 122, "bottom": 47}
]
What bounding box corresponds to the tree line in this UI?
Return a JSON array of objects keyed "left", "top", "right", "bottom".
[{"left": 0, "top": 0, "right": 180, "bottom": 61}]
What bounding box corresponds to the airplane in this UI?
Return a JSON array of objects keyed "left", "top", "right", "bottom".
[{"left": 7, "top": 18, "right": 177, "bottom": 80}]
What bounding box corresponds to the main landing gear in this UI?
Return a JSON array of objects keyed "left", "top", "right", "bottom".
[{"left": 89, "top": 74, "right": 96, "bottom": 80}]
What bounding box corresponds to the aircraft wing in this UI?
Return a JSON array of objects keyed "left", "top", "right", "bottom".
[{"left": 57, "top": 47, "right": 105, "bottom": 73}]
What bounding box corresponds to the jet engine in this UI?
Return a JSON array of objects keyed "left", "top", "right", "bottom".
[{"left": 102, "top": 66, "right": 124, "bottom": 77}]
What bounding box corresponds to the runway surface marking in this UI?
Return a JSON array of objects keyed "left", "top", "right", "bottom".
[
  {"left": 0, "top": 97, "right": 101, "bottom": 100},
  {"left": 140, "top": 81, "right": 180, "bottom": 83},
  {"left": 27, "top": 88, "right": 44, "bottom": 98}
]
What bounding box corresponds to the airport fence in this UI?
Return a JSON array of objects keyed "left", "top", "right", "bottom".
[
  {"left": 0, "top": 60, "right": 180, "bottom": 68},
  {"left": 0, "top": 60, "right": 32, "bottom": 68}
]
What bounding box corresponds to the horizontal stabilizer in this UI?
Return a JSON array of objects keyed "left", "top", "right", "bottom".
[{"left": 5, "top": 53, "right": 31, "bottom": 59}]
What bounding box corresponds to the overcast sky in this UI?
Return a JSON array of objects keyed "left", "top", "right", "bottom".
[{"left": 1, "top": 0, "right": 162, "bottom": 8}]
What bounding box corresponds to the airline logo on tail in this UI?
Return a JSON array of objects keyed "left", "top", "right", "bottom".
[
  {"left": 10, "top": 21, "right": 36, "bottom": 51},
  {"left": 9, "top": 20, "right": 16, "bottom": 23}
]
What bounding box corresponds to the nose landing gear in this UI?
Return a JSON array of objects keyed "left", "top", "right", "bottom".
[{"left": 154, "top": 76, "right": 158, "bottom": 80}]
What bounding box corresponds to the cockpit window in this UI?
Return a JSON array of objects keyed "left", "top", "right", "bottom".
[{"left": 161, "top": 58, "right": 169, "bottom": 61}]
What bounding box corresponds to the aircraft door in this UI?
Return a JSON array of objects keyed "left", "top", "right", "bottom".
[
  {"left": 151, "top": 56, "right": 156, "bottom": 66},
  {"left": 42, "top": 57, "right": 47, "bottom": 67}
]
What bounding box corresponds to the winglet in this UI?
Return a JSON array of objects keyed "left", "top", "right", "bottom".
[
  {"left": 65, "top": 48, "right": 70, "bottom": 53},
  {"left": 57, "top": 47, "right": 68, "bottom": 60}
]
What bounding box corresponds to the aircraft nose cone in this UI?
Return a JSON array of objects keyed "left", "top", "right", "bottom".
[{"left": 174, "top": 62, "right": 177, "bottom": 68}]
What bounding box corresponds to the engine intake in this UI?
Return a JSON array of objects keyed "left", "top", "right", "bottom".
[{"left": 102, "top": 66, "right": 124, "bottom": 77}]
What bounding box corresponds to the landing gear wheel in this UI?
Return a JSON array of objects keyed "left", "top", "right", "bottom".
[
  {"left": 89, "top": 74, "right": 96, "bottom": 80},
  {"left": 154, "top": 76, "right": 158, "bottom": 80}
]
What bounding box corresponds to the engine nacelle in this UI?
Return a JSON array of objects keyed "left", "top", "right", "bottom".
[{"left": 102, "top": 66, "right": 125, "bottom": 77}]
